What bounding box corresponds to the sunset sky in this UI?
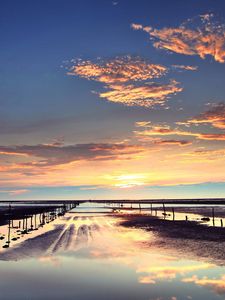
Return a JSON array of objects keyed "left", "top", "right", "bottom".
[{"left": 1, "top": 0, "right": 225, "bottom": 200}]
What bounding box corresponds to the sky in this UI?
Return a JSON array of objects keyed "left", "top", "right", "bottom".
[{"left": 0, "top": 0, "right": 225, "bottom": 200}]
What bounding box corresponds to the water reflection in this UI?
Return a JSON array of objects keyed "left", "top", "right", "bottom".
[{"left": 0, "top": 203, "right": 224, "bottom": 300}]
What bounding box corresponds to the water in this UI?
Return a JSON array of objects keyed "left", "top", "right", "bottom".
[{"left": 0, "top": 203, "right": 224, "bottom": 300}]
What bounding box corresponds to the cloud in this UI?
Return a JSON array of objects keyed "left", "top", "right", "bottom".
[
  {"left": 135, "top": 121, "right": 152, "bottom": 127},
  {"left": 182, "top": 275, "right": 225, "bottom": 295},
  {"left": 131, "top": 23, "right": 143, "bottom": 30},
  {"left": 185, "top": 103, "right": 225, "bottom": 129},
  {"left": 132, "top": 14, "right": 225, "bottom": 63},
  {"left": 0, "top": 142, "right": 145, "bottom": 167},
  {"left": 68, "top": 56, "right": 167, "bottom": 83},
  {"left": 68, "top": 56, "right": 182, "bottom": 108},
  {"left": 172, "top": 65, "right": 198, "bottom": 71},
  {"left": 199, "top": 133, "right": 225, "bottom": 140},
  {"left": 153, "top": 139, "right": 192, "bottom": 146},
  {"left": 138, "top": 263, "right": 212, "bottom": 284},
  {"left": 0, "top": 189, "right": 28, "bottom": 196},
  {"left": 183, "top": 148, "right": 225, "bottom": 161},
  {"left": 99, "top": 80, "right": 182, "bottom": 107},
  {"left": 134, "top": 123, "right": 225, "bottom": 140}
]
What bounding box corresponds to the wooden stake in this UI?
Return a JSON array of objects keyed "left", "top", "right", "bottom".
[{"left": 172, "top": 207, "right": 175, "bottom": 221}]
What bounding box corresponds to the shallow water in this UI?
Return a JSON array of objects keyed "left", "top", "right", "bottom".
[
  {"left": 0, "top": 203, "right": 225, "bottom": 300},
  {"left": 106, "top": 202, "right": 225, "bottom": 227}
]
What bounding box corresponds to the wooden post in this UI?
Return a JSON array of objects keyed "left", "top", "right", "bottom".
[
  {"left": 7, "top": 219, "right": 11, "bottom": 245},
  {"left": 163, "top": 203, "right": 166, "bottom": 218},
  {"left": 151, "top": 203, "right": 153, "bottom": 214},
  {"left": 139, "top": 203, "right": 141, "bottom": 211},
  {"left": 221, "top": 219, "right": 223, "bottom": 227},
  {"left": 212, "top": 208, "right": 215, "bottom": 226},
  {"left": 35, "top": 214, "right": 37, "bottom": 229},
  {"left": 172, "top": 207, "right": 175, "bottom": 221}
]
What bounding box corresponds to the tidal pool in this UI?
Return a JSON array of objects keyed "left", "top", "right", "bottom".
[{"left": 0, "top": 203, "right": 224, "bottom": 300}]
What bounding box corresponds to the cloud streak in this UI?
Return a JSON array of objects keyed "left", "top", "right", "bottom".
[
  {"left": 69, "top": 56, "right": 167, "bottom": 83},
  {"left": 153, "top": 139, "right": 192, "bottom": 146},
  {"left": 185, "top": 103, "right": 225, "bottom": 129},
  {"left": 132, "top": 14, "right": 225, "bottom": 63},
  {"left": 172, "top": 64, "right": 198, "bottom": 71},
  {"left": 69, "top": 56, "right": 182, "bottom": 108},
  {"left": 0, "top": 142, "right": 145, "bottom": 167},
  {"left": 99, "top": 80, "right": 182, "bottom": 107},
  {"left": 135, "top": 123, "right": 225, "bottom": 140},
  {"left": 182, "top": 275, "right": 225, "bottom": 295}
]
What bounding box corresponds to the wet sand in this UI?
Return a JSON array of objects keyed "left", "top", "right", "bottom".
[{"left": 120, "top": 214, "right": 225, "bottom": 265}]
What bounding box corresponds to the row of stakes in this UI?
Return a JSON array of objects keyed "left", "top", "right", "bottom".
[
  {"left": 0, "top": 203, "right": 77, "bottom": 249},
  {"left": 108, "top": 202, "right": 224, "bottom": 227}
]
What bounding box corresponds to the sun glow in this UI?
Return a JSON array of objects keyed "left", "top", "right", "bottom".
[{"left": 113, "top": 174, "right": 147, "bottom": 188}]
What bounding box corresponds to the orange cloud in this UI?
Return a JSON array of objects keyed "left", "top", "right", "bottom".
[
  {"left": 99, "top": 80, "right": 182, "bottom": 107},
  {"left": 68, "top": 56, "right": 182, "bottom": 108},
  {"left": 132, "top": 14, "right": 225, "bottom": 63},
  {"left": 183, "top": 148, "right": 225, "bottom": 161},
  {"left": 184, "top": 103, "right": 225, "bottom": 129},
  {"left": 138, "top": 264, "right": 212, "bottom": 284},
  {"left": 153, "top": 139, "right": 192, "bottom": 146},
  {"left": 68, "top": 56, "right": 167, "bottom": 83},
  {"left": 182, "top": 275, "right": 225, "bottom": 295},
  {"left": 135, "top": 124, "right": 225, "bottom": 140}
]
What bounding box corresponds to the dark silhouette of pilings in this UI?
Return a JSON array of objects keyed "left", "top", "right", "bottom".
[
  {"left": 212, "top": 207, "right": 215, "bottom": 226},
  {"left": 172, "top": 207, "right": 175, "bottom": 221},
  {"left": 3, "top": 219, "right": 11, "bottom": 248},
  {"left": 162, "top": 203, "right": 166, "bottom": 219}
]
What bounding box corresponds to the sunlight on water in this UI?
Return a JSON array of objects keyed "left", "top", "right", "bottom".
[{"left": 0, "top": 203, "right": 224, "bottom": 300}]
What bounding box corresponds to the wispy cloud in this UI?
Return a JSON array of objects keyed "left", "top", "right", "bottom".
[
  {"left": 99, "top": 80, "right": 182, "bottom": 107},
  {"left": 132, "top": 14, "right": 225, "bottom": 63},
  {"left": 182, "top": 275, "right": 225, "bottom": 295},
  {"left": 183, "top": 148, "right": 225, "bottom": 161},
  {"left": 0, "top": 142, "right": 145, "bottom": 167},
  {"left": 134, "top": 123, "right": 225, "bottom": 140},
  {"left": 172, "top": 64, "right": 198, "bottom": 71},
  {"left": 0, "top": 189, "right": 28, "bottom": 196},
  {"left": 138, "top": 263, "right": 212, "bottom": 284},
  {"left": 183, "top": 102, "right": 225, "bottom": 129},
  {"left": 68, "top": 56, "right": 182, "bottom": 108},
  {"left": 153, "top": 139, "right": 192, "bottom": 146},
  {"left": 69, "top": 56, "right": 167, "bottom": 83}
]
